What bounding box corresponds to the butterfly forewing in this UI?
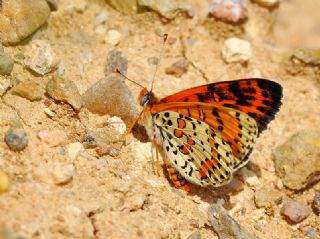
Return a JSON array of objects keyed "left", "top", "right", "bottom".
[{"left": 153, "top": 111, "right": 234, "bottom": 187}]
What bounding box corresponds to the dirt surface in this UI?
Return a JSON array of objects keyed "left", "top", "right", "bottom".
[{"left": 0, "top": 0, "right": 319, "bottom": 239}]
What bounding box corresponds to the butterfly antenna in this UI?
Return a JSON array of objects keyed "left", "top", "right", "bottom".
[
  {"left": 113, "top": 68, "right": 145, "bottom": 89},
  {"left": 150, "top": 33, "right": 168, "bottom": 93}
]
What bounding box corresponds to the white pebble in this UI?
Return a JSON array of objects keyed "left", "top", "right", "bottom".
[
  {"left": 239, "top": 168, "right": 260, "bottom": 187},
  {"left": 95, "top": 11, "right": 108, "bottom": 26},
  {"left": 52, "top": 163, "right": 75, "bottom": 185},
  {"left": 221, "top": 37, "right": 252, "bottom": 63},
  {"left": 104, "top": 30, "right": 122, "bottom": 46},
  {"left": 44, "top": 107, "right": 55, "bottom": 117},
  {"left": 107, "top": 116, "right": 127, "bottom": 135},
  {"left": 66, "top": 142, "right": 84, "bottom": 160}
]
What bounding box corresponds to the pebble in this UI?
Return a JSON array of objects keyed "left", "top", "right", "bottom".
[
  {"left": 305, "top": 228, "right": 318, "bottom": 238},
  {"left": 291, "top": 48, "right": 320, "bottom": 66},
  {"left": 209, "top": 0, "right": 248, "bottom": 23},
  {"left": 38, "top": 129, "right": 68, "bottom": 147},
  {"left": 52, "top": 163, "right": 75, "bottom": 185},
  {"left": 105, "top": 0, "right": 138, "bottom": 14},
  {"left": 24, "top": 40, "right": 59, "bottom": 75},
  {"left": 107, "top": 116, "right": 127, "bottom": 135},
  {"left": 254, "top": 185, "right": 283, "bottom": 208},
  {"left": 44, "top": 107, "right": 55, "bottom": 117},
  {"left": 0, "top": 0, "right": 50, "bottom": 45},
  {"left": 11, "top": 80, "right": 44, "bottom": 101},
  {"left": 104, "top": 30, "right": 122, "bottom": 46},
  {"left": 138, "top": 0, "right": 191, "bottom": 19},
  {"left": 187, "top": 231, "right": 201, "bottom": 239},
  {"left": 66, "top": 142, "right": 84, "bottom": 160},
  {"left": 0, "top": 171, "right": 10, "bottom": 193},
  {"left": 238, "top": 167, "right": 260, "bottom": 187},
  {"left": 5, "top": 128, "right": 28, "bottom": 151},
  {"left": 95, "top": 11, "right": 108, "bottom": 26},
  {"left": 0, "top": 77, "right": 12, "bottom": 96},
  {"left": 251, "top": 0, "right": 279, "bottom": 8},
  {"left": 0, "top": 49, "right": 14, "bottom": 75},
  {"left": 272, "top": 129, "right": 320, "bottom": 190},
  {"left": 222, "top": 37, "right": 252, "bottom": 63},
  {"left": 46, "top": 0, "right": 59, "bottom": 11},
  {"left": 165, "top": 59, "right": 189, "bottom": 77},
  {"left": 46, "top": 76, "right": 82, "bottom": 110},
  {"left": 312, "top": 191, "right": 320, "bottom": 215},
  {"left": 280, "top": 201, "right": 311, "bottom": 224},
  {"left": 208, "top": 203, "right": 260, "bottom": 239}
]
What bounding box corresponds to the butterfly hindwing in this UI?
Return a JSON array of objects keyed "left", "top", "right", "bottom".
[
  {"left": 153, "top": 111, "right": 234, "bottom": 187},
  {"left": 160, "top": 79, "right": 283, "bottom": 133}
]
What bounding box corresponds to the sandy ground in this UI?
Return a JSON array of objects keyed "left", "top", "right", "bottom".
[{"left": 0, "top": 0, "right": 319, "bottom": 238}]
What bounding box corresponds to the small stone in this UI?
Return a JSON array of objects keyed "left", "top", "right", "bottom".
[
  {"left": 291, "top": 48, "right": 320, "bottom": 66},
  {"left": 209, "top": 0, "right": 248, "bottom": 23},
  {"left": 0, "top": 77, "right": 12, "bottom": 96},
  {"left": 66, "top": 142, "right": 84, "bottom": 160},
  {"left": 165, "top": 59, "right": 189, "bottom": 77},
  {"left": 5, "top": 128, "right": 28, "bottom": 151},
  {"left": 305, "top": 228, "right": 318, "bottom": 238},
  {"left": 52, "top": 163, "right": 75, "bottom": 185},
  {"left": 208, "top": 203, "right": 260, "bottom": 239},
  {"left": 24, "top": 40, "right": 59, "bottom": 75},
  {"left": 0, "top": 51, "right": 14, "bottom": 75},
  {"left": 138, "top": 0, "right": 191, "bottom": 19},
  {"left": 0, "top": 171, "right": 10, "bottom": 193},
  {"left": 105, "top": 0, "right": 138, "bottom": 14},
  {"left": 251, "top": 0, "right": 279, "bottom": 8},
  {"left": 44, "top": 107, "right": 55, "bottom": 117},
  {"left": 107, "top": 116, "right": 127, "bottom": 135},
  {"left": 280, "top": 201, "right": 311, "bottom": 224},
  {"left": 187, "top": 231, "right": 201, "bottom": 239},
  {"left": 46, "top": 0, "right": 59, "bottom": 11},
  {"left": 46, "top": 76, "right": 82, "bottom": 110},
  {"left": 312, "top": 191, "right": 320, "bottom": 215},
  {"left": 38, "top": 129, "right": 68, "bottom": 147},
  {"left": 222, "top": 37, "right": 252, "bottom": 63},
  {"left": 239, "top": 167, "right": 260, "bottom": 187},
  {"left": 0, "top": 0, "right": 50, "bottom": 45},
  {"left": 104, "top": 30, "right": 122, "bottom": 46},
  {"left": 95, "top": 12, "right": 108, "bottom": 26},
  {"left": 11, "top": 80, "right": 44, "bottom": 101},
  {"left": 254, "top": 186, "right": 283, "bottom": 208},
  {"left": 272, "top": 129, "right": 320, "bottom": 190}
]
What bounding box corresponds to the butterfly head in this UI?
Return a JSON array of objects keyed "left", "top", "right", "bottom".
[{"left": 138, "top": 88, "right": 157, "bottom": 107}]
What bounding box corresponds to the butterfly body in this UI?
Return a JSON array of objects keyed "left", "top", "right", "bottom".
[{"left": 137, "top": 79, "right": 282, "bottom": 191}]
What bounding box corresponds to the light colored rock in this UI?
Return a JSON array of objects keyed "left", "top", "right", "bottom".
[
  {"left": 11, "top": 80, "right": 44, "bottom": 101},
  {"left": 24, "top": 40, "right": 59, "bottom": 75},
  {"left": 66, "top": 142, "right": 84, "bottom": 160},
  {"left": 0, "top": 51, "right": 14, "bottom": 75},
  {"left": 46, "top": 76, "right": 82, "bottom": 110},
  {"left": 254, "top": 186, "right": 283, "bottom": 208},
  {"left": 44, "top": 107, "right": 55, "bottom": 117},
  {"left": 5, "top": 128, "right": 28, "bottom": 151},
  {"left": 291, "top": 48, "right": 320, "bottom": 66},
  {"left": 272, "top": 129, "right": 320, "bottom": 190},
  {"left": 221, "top": 37, "right": 252, "bottom": 63},
  {"left": 0, "top": 77, "right": 11, "bottom": 96},
  {"left": 104, "top": 30, "right": 122, "bottom": 46},
  {"left": 95, "top": 11, "right": 108, "bottom": 26},
  {"left": 209, "top": 0, "right": 248, "bottom": 23},
  {"left": 107, "top": 116, "right": 127, "bottom": 135},
  {"left": 0, "top": 0, "right": 50, "bottom": 45},
  {"left": 105, "top": 0, "right": 138, "bottom": 14},
  {"left": 0, "top": 171, "right": 10, "bottom": 193},
  {"left": 52, "top": 163, "right": 75, "bottom": 185},
  {"left": 138, "top": 0, "right": 191, "bottom": 19},
  {"left": 280, "top": 201, "right": 311, "bottom": 224},
  {"left": 251, "top": 0, "right": 279, "bottom": 8},
  {"left": 239, "top": 167, "right": 260, "bottom": 187},
  {"left": 38, "top": 129, "right": 68, "bottom": 147}
]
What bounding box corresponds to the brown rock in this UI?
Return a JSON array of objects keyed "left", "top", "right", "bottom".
[
  {"left": 11, "top": 80, "right": 44, "bottom": 101},
  {"left": 165, "top": 59, "right": 189, "bottom": 77},
  {"left": 280, "top": 201, "right": 311, "bottom": 224},
  {"left": 0, "top": 0, "right": 50, "bottom": 45}
]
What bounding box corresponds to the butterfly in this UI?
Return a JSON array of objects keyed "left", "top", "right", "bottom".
[
  {"left": 115, "top": 35, "right": 282, "bottom": 192},
  {"left": 132, "top": 78, "right": 283, "bottom": 192}
]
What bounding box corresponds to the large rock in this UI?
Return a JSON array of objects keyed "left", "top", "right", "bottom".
[
  {"left": 272, "top": 129, "right": 320, "bottom": 190},
  {"left": 0, "top": 0, "right": 50, "bottom": 45}
]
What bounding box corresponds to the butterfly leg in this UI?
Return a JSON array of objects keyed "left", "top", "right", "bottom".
[
  {"left": 151, "top": 138, "right": 161, "bottom": 176},
  {"left": 165, "top": 159, "right": 192, "bottom": 192}
]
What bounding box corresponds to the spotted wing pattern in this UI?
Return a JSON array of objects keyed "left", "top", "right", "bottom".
[
  {"left": 160, "top": 79, "right": 283, "bottom": 133},
  {"left": 153, "top": 110, "right": 249, "bottom": 187},
  {"left": 151, "top": 103, "right": 259, "bottom": 170}
]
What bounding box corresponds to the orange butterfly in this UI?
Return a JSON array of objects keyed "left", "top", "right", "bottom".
[{"left": 116, "top": 35, "right": 283, "bottom": 192}]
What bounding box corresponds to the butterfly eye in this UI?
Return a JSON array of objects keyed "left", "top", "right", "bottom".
[{"left": 140, "top": 94, "right": 151, "bottom": 106}]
